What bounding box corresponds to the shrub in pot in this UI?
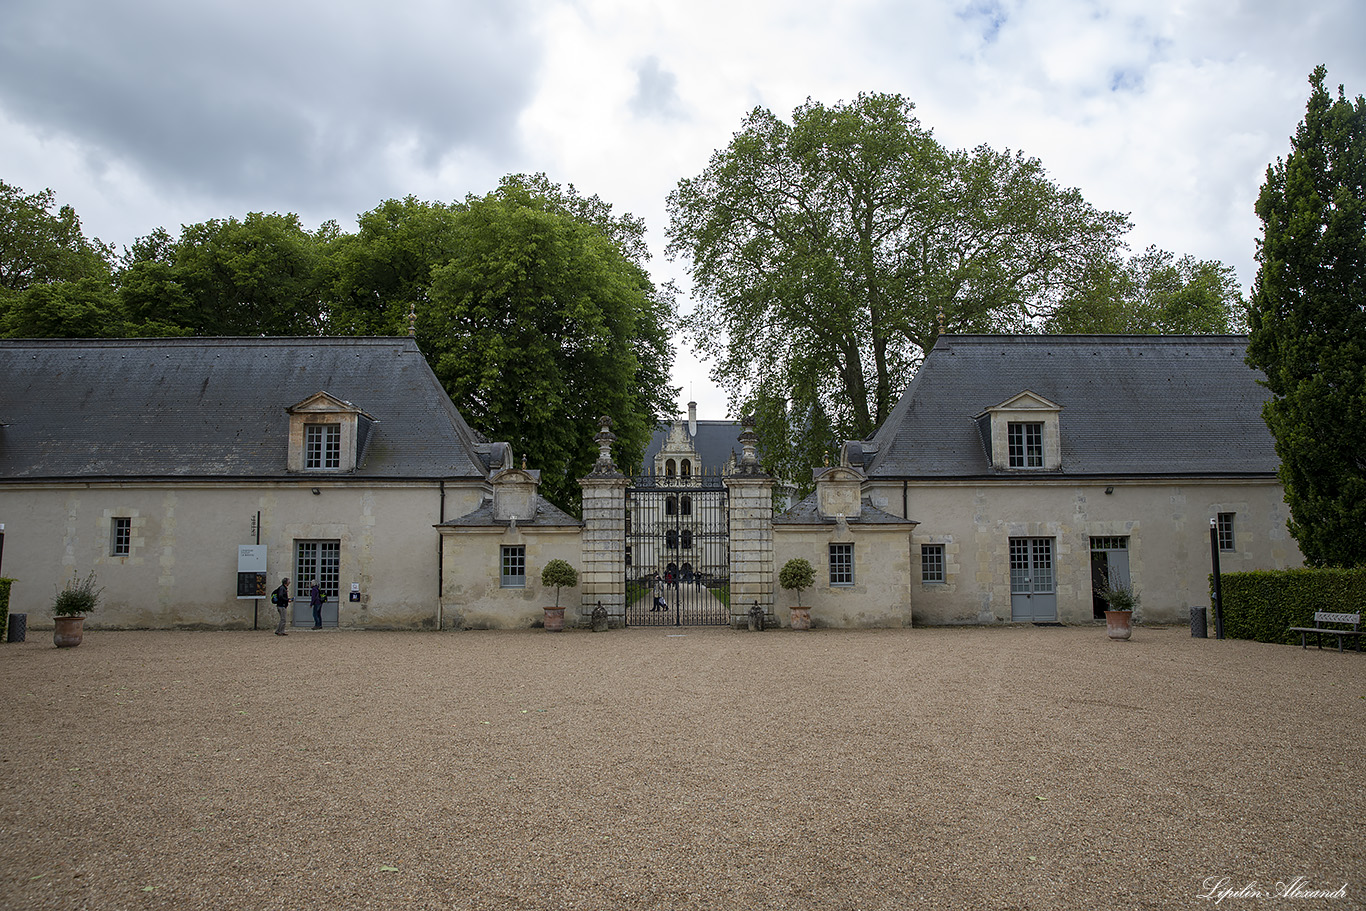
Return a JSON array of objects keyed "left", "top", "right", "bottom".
[
  {"left": 1095, "top": 571, "right": 1137, "bottom": 641},
  {"left": 52, "top": 570, "right": 102, "bottom": 648},
  {"left": 779, "top": 558, "right": 815, "bottom": 630},
  {"left": 540, "top": 559, "right": 578, "bottom": 632}
]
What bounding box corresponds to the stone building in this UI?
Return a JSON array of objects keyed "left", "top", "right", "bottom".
[
  {"left": 0, "top": 337, "right": 543, "bottom": 630},
  {"left": 845, "top": 335, "right": 1303, "bottom": 625}
]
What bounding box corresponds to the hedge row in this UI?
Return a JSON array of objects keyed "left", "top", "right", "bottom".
[{"left": 1213, "top": 568, "right": 1366, "bottom": 644}]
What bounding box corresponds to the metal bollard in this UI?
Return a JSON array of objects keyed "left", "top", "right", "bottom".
[{"left": 7, "top": 612, "right": 27, "bottom": 643}]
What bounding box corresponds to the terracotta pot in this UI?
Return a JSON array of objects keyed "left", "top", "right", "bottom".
[
  {"left": 53, "top": 615, "right": 85, "bottom": 648},
  {"left": 1105, "top": 610, "right": 1132, "bottom": 641},
  {"left": 543, "top": 607, "right": 566, "bottom": 632},
  {"left": 789, "top": 606, "right": 811, "bottom": 630}
]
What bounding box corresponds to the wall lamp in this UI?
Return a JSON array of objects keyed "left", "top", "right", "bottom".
[
  {"left": 311, "top": 488, "right": 321, "bottom": 496},
  {"left": 1104, "top": 486, "right": 1114, "bottom": 495}
]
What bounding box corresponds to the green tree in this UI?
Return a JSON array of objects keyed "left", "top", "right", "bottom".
[
  {"left": 1046, "top": 246, "right": 1247, "bottom": 334},
  {"left": 121, "top": 213, "right": 325, "bottom": 336},
  {"left": 0, "top": 180, "right": 113, "bottom": 295},
  {"left": 666, "top": 92, "right": 1130, "bottom": 454},
  {"left": 1246, "top": 66, "right": 1366, "bottom": 567},
  {"left": 413, "top": 179, "right": 674, "bottom": 511}
]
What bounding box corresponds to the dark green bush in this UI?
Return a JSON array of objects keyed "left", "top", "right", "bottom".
[
  {"left": 1215, "top": 568, "right": 1366, "bottom": 644},
  {"left": 0, "top": 578, "right": 13, "bottom": 635}
]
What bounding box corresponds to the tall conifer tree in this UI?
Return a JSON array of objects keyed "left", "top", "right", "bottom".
[{"left": 1247, "top": 66, "right": 1366, "bottom": 566}]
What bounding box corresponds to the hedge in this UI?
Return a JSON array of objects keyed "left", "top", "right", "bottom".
[
  {"left": 1214, "top": 568, "right": 1366, "bottom": 644},
  {"left": 0, "top": 578, "right": 12, "bottom": 638}
]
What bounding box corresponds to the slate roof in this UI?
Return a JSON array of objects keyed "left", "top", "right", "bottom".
[
  {"left": 774, "top": 494, "right": 917, "bottom": 526},
  {"left": 639, "top": 419, "right": 746, "bottom": 475},
  {"left": 439, "top": 496, "right": 583, "bottom": 528},
  {"left": 861, "top": 335, "right": 1279, "bottom": 480},
  {"left": 0, "top": 337, "right": 492, "bottom": 481}
]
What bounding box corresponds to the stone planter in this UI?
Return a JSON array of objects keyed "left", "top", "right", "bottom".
[
  {"left": 1105, "top": 610, "right": 1132, "bottom": 641},
  {"left": 53, "top": 615, "right": 86, "bottom": 648},
  {"left": 789, "top": 606, "right": 811, "bottom": 630},
  {"left": 543, "top": 607, "right": 566, "bottom": 632}
]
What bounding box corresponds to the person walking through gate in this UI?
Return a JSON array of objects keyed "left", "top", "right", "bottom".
[
  {"left": 310, "top": 582, "right": 323, "bottom": 629},
  {"left": 272, "top": 578, "right": 291, "bottom": 636}
]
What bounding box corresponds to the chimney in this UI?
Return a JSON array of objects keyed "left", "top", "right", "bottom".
[{"left": 688, "top": 401, "right": 697, "bottom": 438}]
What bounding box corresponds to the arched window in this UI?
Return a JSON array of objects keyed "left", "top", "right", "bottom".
[
  {"left": 680, "top": 459, "right": 691, "bottom": 478},
  {"left": 681, "top": 529, "right": 693, "bottom": 550},
  {"left": 665, "top": 496, "right": 677, "bottom": 516},
  {"left": 665, "top": 529, "right": 679, "bottom": 549},
  {"left": 665, "top": 459, "right": 676, "bottom": 477},
  {"left": 680, "top": 496, "right": 692, "bottom": 516}
]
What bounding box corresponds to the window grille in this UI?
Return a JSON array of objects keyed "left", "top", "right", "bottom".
[
  {"left": 1089, "top": 536, "right": 1129, "bottom": 551},
  {"left": 1217, "top": 513, "right": 1236, "bottom": 551},
  {"left": 829, "top": 543, "right": 854, "bottom": 586},
  {"left": 112, "top": 517, "right": 131, "bottom": 556},
  {"left": 295, "top": 540, "right": 341, "bottom": 598},
  {"left": 305, "top": 423, "right": 342, "bottom": 470},
  {"left": 500, "top": 545, "right": 526, "bottom": 588},
  {"left": 1007, "top": 422, "right": 1044, "bottom": 468},
  {"left": 921, "top": 544, "right": 945, "bottom": 582}
]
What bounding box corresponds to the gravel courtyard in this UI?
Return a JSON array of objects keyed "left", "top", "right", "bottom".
[{"left": 0, "top": 625, "right": 1361, "bottom": 911}]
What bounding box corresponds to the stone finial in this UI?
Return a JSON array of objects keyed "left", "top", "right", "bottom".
[
  {"left": 521, "top": 453, "right": 527, "bottom": 470},
  {"left": 590, "top": 415, "right": 620, "bottom": 475},
  {"left": 735, "top": 414, "right": 765, "bottom": 476},
  {"left": 408, "top": 302, "right": 418, "bottom": 337}
]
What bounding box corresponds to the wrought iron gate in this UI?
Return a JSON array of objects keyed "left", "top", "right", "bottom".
[{"left": 625, "top": 473, "right": 730, "bottom": 626}]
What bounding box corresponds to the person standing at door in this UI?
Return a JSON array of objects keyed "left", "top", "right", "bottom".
[
  {"left": 310, "top": 582, "right": 323, "bottom": 630},
  {"left": 273, "top": 578, "right": 290, "bottom": 636}
]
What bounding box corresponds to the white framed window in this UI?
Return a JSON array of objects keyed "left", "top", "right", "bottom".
[
  {"left": 921, "top": 544, "right": 945, "bottom": 583},
  {"left": 501, "top": 545, "right": 526, "bottom": 588},
  {"left": 305, "top": 423, "right": 342, "bottom": 470},
  {"left": 295, "top": 540, "right": 340, "bottom": 599},
  {"left": 1007, "top": 422, "right": 1044, "bottom": 468},
  {"left": 829, "top": 543, "right": 854, "bottom": 586},
  {"left": 111, "top": 517, "right": 132, "bottom": 556},
  {"left": 1217, "top": 513, "right": 1236, "bottom": 552}
]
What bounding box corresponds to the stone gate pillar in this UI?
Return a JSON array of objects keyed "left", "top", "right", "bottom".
[
  {"left": 578, "top": 416, "right": 628, "bottom": 628},
  {"left": 724, "top": 417, "right": 775, "bottom": 626}
]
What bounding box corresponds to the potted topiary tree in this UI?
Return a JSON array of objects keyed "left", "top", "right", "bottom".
[
  {"left": 540, "top": 559, "right": 578, "bottom": 632},
  {"left": 51, "top": 570, "right": 102, "bottom": 648},
  {"left": 1095, "top": 571, "right": 1137, "bottom": 641},
  {"left": 779, "top": 558, "right": 816, "bottom": 630}
]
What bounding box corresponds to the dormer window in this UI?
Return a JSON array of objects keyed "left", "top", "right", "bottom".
[
  {"left": 305, "top": 423, "right": 342, "bottom": 470},
  {"left": 287, "top": 392, "right": 374, "bottom": 473},
  {"left": 978, "top": 392, "right": 1062, "bottom": 471}
]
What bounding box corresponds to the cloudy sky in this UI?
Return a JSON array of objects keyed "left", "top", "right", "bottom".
[{"left": 2, "top": 0, "right": 1362, "bottom": 418}]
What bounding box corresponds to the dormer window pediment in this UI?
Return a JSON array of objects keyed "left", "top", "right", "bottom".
[
  {"left": 978, "top": 391, "right": 1062, "bottom": 471},
  {"left": 286, "top": 392, "right": 375, "bottom": 473}
]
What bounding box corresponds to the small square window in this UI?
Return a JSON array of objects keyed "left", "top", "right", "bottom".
[
  {"left": 1007, "top": 422, "right": 1044, "bottom": 468},
  {"left": 921, "top": 544, "right": 945, "bottom": 583},
  {"left": 1217, "top": 513, "right": 1236, "bottom": 552},
  {"left": 111, "top": 517, "right": 131, "bottom": 556},
  {"left": 305, "top": 423, "right": 342, "bottom": 470},
  {"left": 829, "top": 543, "right": 854, "bottom": 586},
  {"left": 501, "top": 546, "right": 526, "bottom": 588}
]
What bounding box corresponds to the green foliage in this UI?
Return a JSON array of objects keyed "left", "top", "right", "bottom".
[
  {"left": 51, "top": 570, "right": 103, "bottom": 617},
  {"left": 1046, "top": 246, "right": 1247, "bottom": 334},
  {"left": 666, "top": 92, "right": 1130, "bottom": 464},
  {"left": 540, "top": 559, "right": 579, "bottom": 608},
  {"left": 779, "top": 558, "right": 816, "bottom": 600},
  {"left": 1093, "top": 571, "right": 1138, "bottom": 612},
  {"left": 0, "top": 180, "right": 113, "bottom": 295},
  {"left": 0, "top": 578, "right": 13, "bottom": 634},
  {"left": 1246, "top": 67, "right": 1366, "bottom": 567},
  {"left": 419, "top": 178, "right": 675, "bottom": 511},
  {"left": 1217, "top": 567, "right": 1366, "bottom": 644}
]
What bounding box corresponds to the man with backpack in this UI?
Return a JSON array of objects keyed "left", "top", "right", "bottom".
[{"left": 271, "top": 578, "right": 291, "bottom": 636}]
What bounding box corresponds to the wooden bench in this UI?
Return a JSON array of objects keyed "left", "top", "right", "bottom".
[{"left": 1287, "top": 612, "right": 1362, "bottom": 652}]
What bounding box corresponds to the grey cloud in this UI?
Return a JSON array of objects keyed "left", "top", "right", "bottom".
[
  {"left": 0, "top": 0, "right": 543, "bottom": 211},
  {"left": 629, "top": 55, "right": 685, "bottom": 121}
]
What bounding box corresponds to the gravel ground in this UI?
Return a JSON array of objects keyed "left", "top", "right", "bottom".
[{"left": 0, "top": 625, "right": 1362, "bottom": 911}]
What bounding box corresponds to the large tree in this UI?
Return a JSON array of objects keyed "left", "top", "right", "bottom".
[
  {"left": 120, "top": 212, "right": 326, "bottom": 336},
  {"left": 1046, "top": 246, "right": 1247, "bottom": 334},
  {"left": 1246, "top": 66, "right": 1366, "bottom": 567},
  {"left": 667, "top": 92, "right": 1131, "bottom": 449},
  {"left": 421, "top": 179, "right": 675, "bottom": 510}
]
